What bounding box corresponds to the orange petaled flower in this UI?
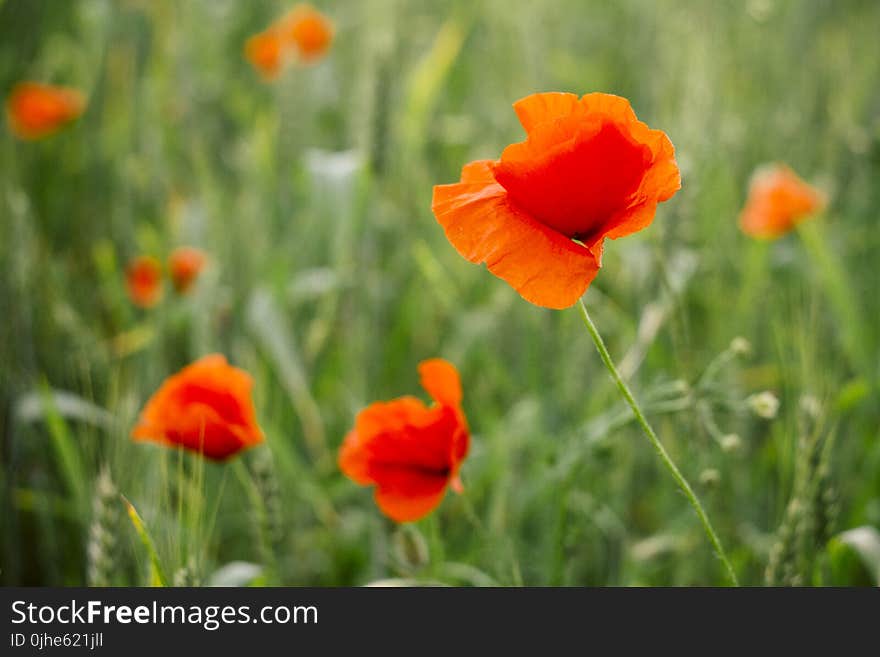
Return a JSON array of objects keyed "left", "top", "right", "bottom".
[
  {"left": 279, "top": 4, "right": 334, "bottom": 63},
  {"left": 244, "top": 28, "right": 286, "bottom": 80},
  {"left": 245, "top": 5, "right": 333, "bottom": 78},
  {"left": 168, "top": 247, "right": 206, "bottom": 294},
  {"left": 338, "top": 359, "right": 470, "bottom": 523},
  {"left": 739, "top": 163, "right": 825, "bottom": 239},
  {"left": 132, "top": 355, "right": 264, "bottom": 461},
  {"left": 125, "top": 256, "right": 163, "bottom": 309},
  {"left": 6, "top": 82, "right": 86, "bottom": 140},
  {"left": 432, "top": 92, "right": 681, "bottom": 309}
]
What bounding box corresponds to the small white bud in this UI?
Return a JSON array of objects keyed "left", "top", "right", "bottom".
[
  {"left": 699, "top": 469, "right": 721, "bottom": 487},
  {"left": 730, "top": 337, "right": 752, "bottom": 357},
  {"left": 748, "top": 391, "right": 780, "bottom": 419},
  {"left": 720, "top": 434, "right": 743, "bottom": 453}
]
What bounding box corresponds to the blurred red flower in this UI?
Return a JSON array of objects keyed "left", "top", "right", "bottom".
[
  {"left": 432, "top": 92, "right": 681, "bottom": 309},
  {"left": 339, "top": 359, "right": 470, "bottom": 522},
  {"left": 245, "top": 4, "right": 333, "bottom": 79},
  {"left": 244, "top": 28, "right": 286, "bottom": 80},
  {"left": 279, "top": 4, "right": 334, "bottom": 63},
  {"left": 6, "top": 82, "right": 85, "bottom": 140},
  {"left": 739, "top": 164, "right": 825, "bottom": 239},
  {"left": 168, "top": 247, "right": 206, "bottom": 294},
  {"left": 125, "top": 256, "right": 163, "bottom": 308},
  {"left": 132, "top": 355, "right": 264, "bottom": 461}
]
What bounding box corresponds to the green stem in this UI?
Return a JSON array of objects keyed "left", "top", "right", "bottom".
[
  {"left": 577, "top": 299, "right": 739, "bottom": 586},
  {"left": 797, "top": 219, "right": 869, "bottom": 378}
]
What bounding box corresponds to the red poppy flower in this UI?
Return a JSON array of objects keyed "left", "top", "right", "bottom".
[
  {"left": 132, "top": 354, "right": 264, "bottom": 461},
  {"left": 338, "top": 359, "right": 469, "bottom": 522},
  {"left": 245, "top": 5, "right": 332, "bottom": 78},
  {"left": 244, "top": 28, "right": 286, "bottom": 80},
  {"left": 6, "top": 82, "right": 86, "bottom": 140},
  {"left": 432, "top": 92, "right": 681, "bottom": 309},
  {"left": 279, "top": 4, "right": 334, "bottom": 63},
  {"left": 125, "top": 256, "right": 163, "bottom": 309},
  {"left": 168, "top": 247, "right": 206, "bottom": 294},
  {"left": 739, "top": 163, "right": 825, "bottom": 239}
]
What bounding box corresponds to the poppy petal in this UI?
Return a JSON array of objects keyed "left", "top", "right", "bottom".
[
  {"left": 352, "top": 400, "right": 456, "bottom": 475},
  {"left": 512, "top": 91, "right": 582, "bottom": 132},
  {"left": 418, "top": 358, "right": 462, "bottom": 407},
  {"left": 579, "top": 93, "right": 680, "bottom": 205},
  {"left": 460, "top": 159, "right": 496, "bottom": 183},
  {"left": 374, "top": 481, "right": 448, "bottom": 523},
  {"left": 638, "top": 129, "right": 680, "bottom": 203},
  {"left": 433, "top": 171, "right": 600, "bottom": 309},
  {"left": 494, "top": 121, "right": 653, "bottom": 240},
  {"left": 578, "top": 92, "right": 639, "bottom": 124},
  {"left": 599, "top": 200, "right": 659, "bottom": 241},
  {"left": 354, "top": 396, "right": 432, "bottom": 438},
  {"left": 337, "top": 430, "right": 373, "bottom": 485}
]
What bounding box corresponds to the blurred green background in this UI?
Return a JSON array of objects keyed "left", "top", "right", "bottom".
[{"left": 1, "top": 0, "right": 879, "bottom": 586}]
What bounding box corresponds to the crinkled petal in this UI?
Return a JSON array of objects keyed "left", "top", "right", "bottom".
[
  {"left": 638, "top": 129, "right": 680, "bottom": 203},
  {"left": 580, "top": 92, "right": 680, "bottom": 207},
  {"left": 513, "top": 92, "right": 582, "bottom": 132},
  {"left": 432, "top": 171, "right": 600, "bottom": 309},
  {"left": 578, "top": 92, "right": 639, "bottom": 124},
  {"left": 599, "top": 200, "right": 659, "bottom": 241},
  {"left": 494, "top": 121, "right": 653, "bottom": 239}
]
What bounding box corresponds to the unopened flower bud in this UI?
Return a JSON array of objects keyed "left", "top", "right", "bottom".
[
  {"left": 720, "top": 434, "right": 743, "bottom": 453},
  {"left": 748, "top": 391, "right": 779, "bottom": 419},
  {"left": 392, "top": 525, "right": 429, "bottom": 571},
  {"left": 730, "top": 337, "right": 752, "bottom": 357},
  {"left": 699, "top": 468, "right": 721, "bottom": 488}
]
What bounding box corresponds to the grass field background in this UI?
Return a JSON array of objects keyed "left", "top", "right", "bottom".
[{"left": 2, "top": 0, "right": 879, "bottom": 586}]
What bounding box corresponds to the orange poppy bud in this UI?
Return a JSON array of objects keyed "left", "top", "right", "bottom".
[
  {"left": 132, "top": 354, "right": 264, "bottom": 461},
  {"left": 6, "top": 82, "right": 86, "bottom": 140},
  {"left": 279, "top": 4, "right": 334, "bottom": 63},
  {"left": 125, "top": 256, "right": 163, "bottom": 309},
  {"left": 339, "top": 359, "right": 470, "bottom": 523},
  {"left": 244, "top": 28, "right": 286, "bottom": 80},
  {"left": 168, "top": 247, "right": 206, "bottom": 294},
  {"left": 432, "top": 92, "right": 681, "bottom": 309},
  {"left": 739, "top": 164, "right": 825, "bottom": 239}
]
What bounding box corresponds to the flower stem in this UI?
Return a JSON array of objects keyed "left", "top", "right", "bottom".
[{"left": 577, "top": 299, "right": 739, "bottom": 586}]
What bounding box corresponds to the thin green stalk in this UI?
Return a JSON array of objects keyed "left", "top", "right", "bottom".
[
  {"left": 577, "top": 299, "right": 739, "bottom": 586},
  {"left": 735, "top": 240, "right": 770, "bottom": 323},
  {"left": 797, "top": 220, "right": 869, "bottom": 379}
]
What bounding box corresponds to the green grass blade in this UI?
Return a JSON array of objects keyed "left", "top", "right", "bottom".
[{"left": 122, "top": 496, "right": 168, "bottom": 587}]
